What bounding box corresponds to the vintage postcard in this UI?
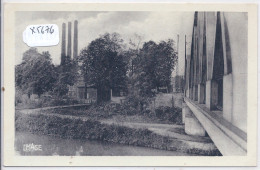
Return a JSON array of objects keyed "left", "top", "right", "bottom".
[{"left": 3, "top": 3, "right": 258, "bottom": 166}]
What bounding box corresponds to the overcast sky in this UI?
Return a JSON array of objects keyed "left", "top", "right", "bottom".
[{"left": 16, "top": 11, "right": 194, "bottom": 75}]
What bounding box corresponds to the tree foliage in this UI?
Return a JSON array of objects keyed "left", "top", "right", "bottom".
[
  {"left": 133, "top": 39, "right": 177, "bottom": 97},
  {"left": 16, "top": 34, "right": 177, "bottom": 105},
  {"left": 79, "top": 33, "right": 127, "bottom": 103},
  {"left": 155, "top": 40, "right": 177, "bottom": 88},
  {"left": 15, "top": 48, "right": 56, "bottom": 97},
  {"left": 53, "top": 56, "right": 78, "bottom": 97}
]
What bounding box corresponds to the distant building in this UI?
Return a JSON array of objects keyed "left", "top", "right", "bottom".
[
  {"left": 86, "top": 84, "right": 97, "bottom": 103},
  {"left": 182, "top": 12, "right": 247, "bottom": 155},
  {"left": 68, "top": 77, "right": 85, "bottom": 100},
  {"left": 68, "top": 76, "right": 97, "bottom": 103}
]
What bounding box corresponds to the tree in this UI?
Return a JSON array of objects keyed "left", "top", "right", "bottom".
[
  {"left": 79, "top": 33, "right": 127, "bottom": 103},
  {"left": 15, "top": 48, "right": 56, "bottom": 98},
  {"left": 155, "top": 39, "right": 177, "bottom": 90},
  {"left": 133, "top": 39, "right": 177, "bottom": 97},
  {"left": 53, "top": 56, "right": 77, "bottom": 97},
  {"left": 134, "top": 41, "right": 158, "bottom": 97}
]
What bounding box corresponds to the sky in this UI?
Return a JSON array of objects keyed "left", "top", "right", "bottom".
[{"left": 16, "top": 11, "right": 194, "bottom": 75}]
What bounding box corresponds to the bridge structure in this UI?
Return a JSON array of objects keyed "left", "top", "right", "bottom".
[{"left": 182, "top": 12, "right": 247, "bottom": 155}]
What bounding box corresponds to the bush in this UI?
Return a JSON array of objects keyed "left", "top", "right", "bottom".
[
  {"left": 121, "top": 95, "right": 152, "bottom": 115},
  {"left": 104, "top": 103, "right": 123, "bottom": 115},
  {"left": 155, "top": 106, "right": 182, "bottom": 124},
  {"left": 49, "top": 97, "right": 79, "bottom": 106}
]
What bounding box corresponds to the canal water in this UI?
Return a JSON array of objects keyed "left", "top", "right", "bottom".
[{"left": 15, "top": 132, "right": 193, "bottom": 156}]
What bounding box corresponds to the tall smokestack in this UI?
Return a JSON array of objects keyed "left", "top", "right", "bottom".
[
  {"left": 73, "top": 20, "right": 78, "bottom": 59},
  {"left": 61, "top": 23, "right": 66, "bottom": 65},
  {"left": 67, "top": 22, "right": 72, "bottom": 59}
]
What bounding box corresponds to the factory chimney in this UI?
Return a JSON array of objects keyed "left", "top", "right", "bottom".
[
  {"left": 73, "top": 20, "right": 78, "bottom": 59},
  {"left": 61, "top": 23, "right": 66, "bottom": 65},
  {"left": 67, "top": 22, "right": 72, "bottom": 59}
]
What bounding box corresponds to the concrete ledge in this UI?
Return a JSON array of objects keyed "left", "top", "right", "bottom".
[{"left": 184, "top": 97, "right": 247, "bottom": 156}]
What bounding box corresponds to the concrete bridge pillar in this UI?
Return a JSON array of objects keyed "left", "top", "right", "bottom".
[
  {"left": 185, "top": 89, "right": 189, "bottom": 98},
  {"left": 206, "top": 80, "right": 218, "bottom": 110},
  {"left": 183, "top": 102, "right": 206, "bottom": 136},
  {"left": 189, "top": 87, "right": 193, "bottom": 100},
  {"left": 193, "top": 85, "right": 198, "bottom": 101},
  {"left": 182, "top": 103, "right": 188, "bottom": 124},
  {"left": 198, "top": 83, "right": 205, "bottom": 104},
  {"left": 223, "top": 73, "right": 233, "bottom": 122}
]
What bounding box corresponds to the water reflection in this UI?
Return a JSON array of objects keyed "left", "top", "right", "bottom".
[{"left": 15, "top": 131, "right": 194, "bottom": 156}]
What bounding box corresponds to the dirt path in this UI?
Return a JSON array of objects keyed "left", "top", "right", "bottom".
[
  {"left": 16, "top": 104, "right": 91, "bottom": 122},
  {"left": 16, "top": 104, "right": 90, "bottom": 114},
  {"left": 16, "top": 104, "right": 90, "bottom": 111},
  {"left": 100, "top": 120, "right": 212, "bottom": 143}
]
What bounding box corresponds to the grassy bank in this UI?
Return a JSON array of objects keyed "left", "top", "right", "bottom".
[
  {"left": 16, "top": 111, "right": 172, "bottom": 151},
  {"left": 15, "top": 111, "right": 221, "bottom": 156},
  {"left": 40, "top": 102, "right": 183, "bottom": 125}
]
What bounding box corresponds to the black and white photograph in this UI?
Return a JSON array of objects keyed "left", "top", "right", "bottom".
[{"left": 3, "top": 2, "right": 257, "bottom": 167}]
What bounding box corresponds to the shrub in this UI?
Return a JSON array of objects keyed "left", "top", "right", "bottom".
[
  {"left": 155, "top": 106, "right": 182, "bottom": 124},
  {"left": 104, "top": 103, "right": 123, "bottom": 115},
  {"left": 121, "top": 95, "right": 152, "bottom": 115}
]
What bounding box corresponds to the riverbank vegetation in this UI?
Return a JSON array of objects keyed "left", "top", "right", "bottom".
[
  {"left": 16, "top": 112, "right": 172, "bottom": 151},
  {"left": 15, "top": 111, "right": 221, "bottom": 156},
  {"left": 37, "top": 97, "right": 182, "bottom": 125}
]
